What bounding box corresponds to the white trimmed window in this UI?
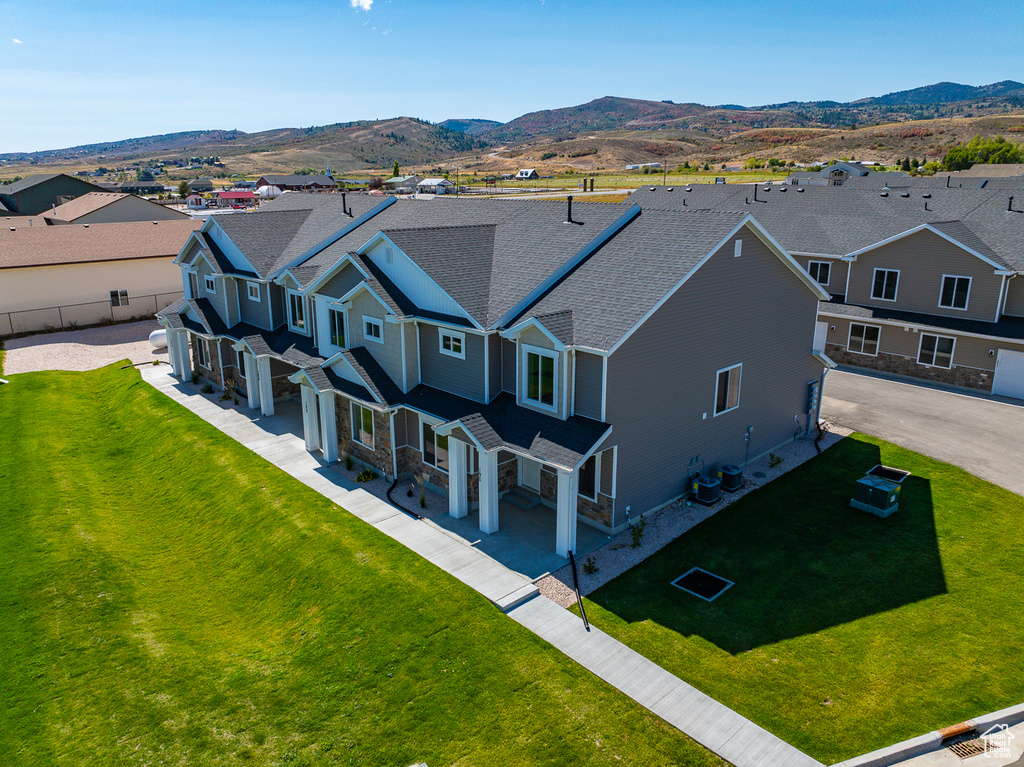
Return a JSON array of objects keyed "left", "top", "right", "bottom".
[
  {"left": 848, "top": 323, "right": 880, "bottom": 356},
  {"left": 204, "top": 275, "right": 216, "bottom": 294},
  {"left": 351, "top": 402, "right": 374, "bottom": 449},
  {"left": 578, "top": 454, "right": 598, "bottom": 501},
  {"left": 808, "top": 261, "right": 831, "bottom": 286},
  {"left": 522, "top": 345, "right": 558, "bottom": 412},
  {"left": 194, "top": 336, "right": 210, "bottom": 369},
  {"left": 439, "top": 329, "right": 465, "bottom": 359},
  {"left": 109, "top": 289, "right": 129, "bottom": 307},
  {"left": 287, "top": 290, "right": 306, "bottom": 333},
  {"left": 871, "top": 268, "right": 899, "bottom": 301},
  {"left": 330, "top": 309, "right": 346, "bottom": 348},
  {"left": 247, "top": 282, "right": 261, "bottom": 302},
  {"left": 714, "top": 363, "right": 741, "bottom": 416},
  {"left": 421, "top": 420, "right": 449, "bottom": 472},
  {"left": 938, "top": 275, "right": 971, "bottom": 310},
  {"left": 363, "top": 316, "right": 383, "bottom": 344},
  {"left": 918, "top": 334, "right": 954, "bottom": 368}
]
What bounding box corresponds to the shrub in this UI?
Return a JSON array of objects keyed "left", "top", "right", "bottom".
[
  {"left": 630, "top": 515, "right": 647, "bottom": 548},
  {"left": 201, "top": 383, "right": 214, "bottom": 394},
  {"left": 769, "top": 452, "right": 783, "bottom": 468},
  {"left": 355, "top": 468, "right": 377, "bottom": 483},
  {"left": 540, "top": 151, "right": 556, "bottom": 160},
  {"left": 344, "top": 454, "right": 354, "bottom": 471},
  {"left": 582, "top": 556, "right": 599, "bottom": 575},
  {"left": 190, "top": 372, "right": 199, "bottom": 385}
]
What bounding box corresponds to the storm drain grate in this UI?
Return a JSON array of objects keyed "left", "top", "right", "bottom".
[
  {"left": 946, "top": 736, "right": 992, "bottom": 759},
  {"left": 671, "top": 568, "right": 733, "bottom": 601}
]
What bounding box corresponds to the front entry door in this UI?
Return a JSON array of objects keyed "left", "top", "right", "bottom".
[{"left": 521, "top": 458, "right": 541, "bottom": 492}]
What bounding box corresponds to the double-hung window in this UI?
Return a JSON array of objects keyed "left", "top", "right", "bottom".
[
  {"left": 439, "top": 329, "right": 465, "bottom": 359},
  {"left": 287, "top": 290, "right": 306, "bottom": 333},
  {"left": 714, "top": 364, "right": 741, "bottom": 416},
  {"left": 807, "top": 261, "right": 831, "bottom": 286},
  {"left": 422, "top": 421, "right": 449, "bottom": 472},
  {"left": 938, "top": 275, "right": 970, "bottom": 310},
  {"left": 329, "top": 309, "right": 346, "bottom": 348},
  {"left": 363, "top": 316, "right": 383, "bottom": 344},
  {"left": 109, "top": 289, "right": 129, "bottom": 307},
  {"left": 351, "top": 402, "right": 374, "bottom": 449},
  {"left": 578, "top": 455, "right": 598, "bottom": 501},
  {"left": 918, "top": 334, "right": 954, "bottom": 368},
  {"left": 523, "top": 346, "right": 558, "bottom": 411},
  {"left": 848, "top": 323, "right": 880, "bottom": 356},
  {"left": 871, "top": 269, "right": 899, "bottom": 301}
]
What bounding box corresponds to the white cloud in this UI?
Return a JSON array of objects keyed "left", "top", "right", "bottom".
[
  {"left": 13, "top": 38, "right": 23, "bottom": 44},
  {"left": 350, "top": 0, "right": 372, "bottom": 10}
]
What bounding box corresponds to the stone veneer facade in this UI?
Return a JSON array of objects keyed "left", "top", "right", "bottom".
[
  {"left": 826, "top": 343, "right": 992, "bottom": 392},
  {"left": 336, "top": 399, "right": 393, "bottom": 479},
  {"left": 540, "top": 466, "right": 613, "bottom": 528},
  {"left": 191, "top": 334, "right": 224, "bottom": 387}
]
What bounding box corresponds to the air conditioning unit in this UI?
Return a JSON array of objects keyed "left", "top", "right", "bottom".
[
  {"left": 850, "top": 475, "right": 901, "bottom": 517},
  {"left": 692, "top": 475, "right": 722, "bottom": 505},
  {"left": 717, "top": 464, "right": 743, "bottom": 492}
]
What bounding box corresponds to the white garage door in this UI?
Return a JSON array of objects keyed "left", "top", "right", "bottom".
[{"left": 993, "top": 349, "right": 1024, "bottom": 400}]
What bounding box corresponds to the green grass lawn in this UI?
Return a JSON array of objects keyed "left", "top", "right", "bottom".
[
  {"left": 0, "top": 364, "right": 724, "bottom": 767},
  {"left": 584, "top": 435, "right": 1024, "bottom": 764}
]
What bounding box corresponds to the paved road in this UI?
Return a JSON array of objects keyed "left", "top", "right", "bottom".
[{"left": 821, "top": 369, "right": 1024, "bottom": 497}]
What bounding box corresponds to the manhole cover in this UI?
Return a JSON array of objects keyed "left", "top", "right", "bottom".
[
  {"left": 671, "top": 568, "right": 733, "bottom": 601},
  {"left": 946, "top": 736, "right": 992, "bottom": 759}
]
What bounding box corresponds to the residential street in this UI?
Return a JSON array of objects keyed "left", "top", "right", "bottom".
[{"left": 821, "top": 369, "right": 1024, "bottom": 497}]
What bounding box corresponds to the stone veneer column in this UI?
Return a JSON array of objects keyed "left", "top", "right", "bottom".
[
  {"left": 448, "top": 438, "right": 469, "bottom": 519},
  {"left": 556, "top": 468, "right": 578, "bottom": 558},
  {"left": 479, "top": 449, "right": 499, "bottom": 534},
  {"left": 243, "top": 351, "right": 260, "bottom": 411},
  {"left": 257, "top": 357, "right": 274, "bottom": 417},
  {"left": 318, "top": 392, "right": 338, "bottom": 463}
]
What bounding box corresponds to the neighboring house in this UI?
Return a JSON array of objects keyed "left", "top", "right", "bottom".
[
  {"left": 157, "top": 194, "right": 830, "bottom": 558},
  {"left": 415, "top": 178, "right": 455, "bottom": 194},
  {"left": 47, "top": 192, "right": 188, "bottom": 223},
  {"left": 384, "top": 175, "right": 422, "bottom": 192},
  {"left": 631, "top": 184, "right": 1024, "bottom": 399},
  {"left": 215, "top": 191, "right": 257, "bottom": 208},
  {"left": 255, "top": 174, "right": 338, "bottom": 192},
  {"left": 785, "top": 163, "right": 908, "bottom": 187},
  {"left": 0, "top": 173, "right": 108, "bottom": 216},
  {"left": 0, "top": 219, "right": 200, "bottom": 335},
  {"left": 514, "top": 169, "right": 540, "bottom": 180},
  {"left": 117, "top": 180, "right": 166, "bottom": 195},
  {"left": 188, "top": 178, "right": 215, "bottom": 193},
  {"left": 187, "top": 194, "right": 208, "bottom": 210},
  {"left": 938, "top": 163, "right": 1024, "bottom": 178}
]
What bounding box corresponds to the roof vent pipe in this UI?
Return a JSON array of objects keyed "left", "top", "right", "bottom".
[
  {"left": 924, "top": 201, "right": 929, "bottom": 211},
  {"left": 753, "top": 185, "right": 758, "bottom": 202},
  {"left": 341, "top": 192, "right": 351, "bottom": 217},
  {"left": 564, "top": 195, "right": 582, "bottom": 225},
  {"left": 1010, "top": 196, "right": 1015, "bottom": 212}
]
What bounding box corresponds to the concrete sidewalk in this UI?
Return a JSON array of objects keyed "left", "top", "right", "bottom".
[{"left": 142, "top": 365, "right": 822, "bottom": 767}]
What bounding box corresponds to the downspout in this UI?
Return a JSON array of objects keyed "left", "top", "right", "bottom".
[
  {"left": 995, "top": 274, "right": 1007, "bottom": 322},
  {"left": 389, "top": 410, "right": 398, "bottom": 482},
  {"left": 844, "top": 260, "right": 852, "bottom": 301},
  {"left": 414, "top": 320, "right": 422, "bottom": 385},
  {"left": 216, "top": 338, "right": 225, "bottom": 388},
  {"left": 570, "top": 348, "right": 577, "bottom": 416},
  {"left": 400, "top": 321, "right": 408, "bottom": 392}
]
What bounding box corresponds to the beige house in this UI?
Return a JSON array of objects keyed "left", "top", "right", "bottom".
[
  {"left": 0, "top": 219, "right": 200, "bottom": 335},
  {"left": 46, "top": 192, "right": 188, "bottom": 224}
]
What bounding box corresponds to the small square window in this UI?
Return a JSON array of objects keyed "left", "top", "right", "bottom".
[
  {"left": 714, "top": 364, "right": 741, "bottom": 416},
  {"left": 204, "top": 275, "right": 216, "bottom": 294},
  {"left": 363, "top": 316, "right": 383, "bottom": 344},
  {"left": 439, "top": 329, "right": 465, "bottom": 359},
  {"left": 109, "top": 289, "right": 129, "bottom": 307},
  {"left": 247, "top": 282, "right": 261, "bottom": 302},
  {"left": 871, "top": 269, "right": 899, "bottom": 302},
  {"left": 808, "top": 261, "right": 830, "bottom": 286},
  {"left": 938, "top": 275, "right": 970, "bottom": 310}
]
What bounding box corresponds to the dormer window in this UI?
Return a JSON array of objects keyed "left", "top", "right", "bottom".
[
  {"left": 522, "top": 344, "right": 558, "bottom": 412},
  {"left": 287, "top": 289, "right": 307, "bottom": 333}
]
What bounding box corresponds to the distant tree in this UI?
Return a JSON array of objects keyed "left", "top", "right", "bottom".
[
  {"left": 703, "top": 163, "right": 710, "bottom": 171},
  {"left": 901, "top": 157, "right": 911, "bottom": 172},
  {"left": 942, "top": 135, "right": 1023, "bottom": 171},
  {"left": 137, "top": 169, "right": 154, "bottom": 181},
  {"left": 682, "top": 160, "right": 690, "bottom": 169},
  {"left": 368, "top": 176, "right": 384, "bottom": 190},
  {"left": 177, "top": 180, "right": 190, "bottom": 198},
  {"left": 392, "top": 161, "right": 400, "bottom": 177}
]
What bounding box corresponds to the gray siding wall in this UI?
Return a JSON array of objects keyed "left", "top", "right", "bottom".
[
  {"left": 403, "top": 323, "right": 418, "bottom": 390},
  {"left": 318, "top": 264, "right": 364, "bottom": 299},
  {"left": 394, "top": 408, "right": 408, "bottom": 447},
  {"left": 488, "top": 333, "right": 502, "bottom": 401},
  {"left": 238, "top": 280, "right": 272, "bottom": 329},
  {"left": 606, "top": 230, "right": 823, "bottom": 527},
  {"left": 418, "top": 323, "right": 486, "bottom": 402},
  {"left": 194, "top": 258, "right": 230, "bottom": 325},
  {"left": 404, "top": 408, "right": 421, "bottom": 449},
  {"left": 847, "top": 230, "right": 1002, "bottom": 322},
  {"left": 268, "top": 284, "right": 286, "bottom": 329},
  {"left": 77, "top": 195, "right": 187, "bottom": 224},
  {"left": 600, "top": 448, "right": 614, "bottom": 496},
  {"left": 223, "top": 277, "right": 240, "bottom": 327},
  {"left": 801, "top": 256, "right": 843, "bottom": 294},
  {"left": 501, "top": 338, "right": 517, "bottom": 393},
  {"left": 1004, "top": 277, "right": 1024, "bottom": 317},
  {"left": 350, "top": 291, "right": 404, "bottom": 387},
  {"left": 574, "top": 351, "right": 604, "bottom": 419}
]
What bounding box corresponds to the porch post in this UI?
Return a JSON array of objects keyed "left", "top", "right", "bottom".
[
  {"left": 318, "top": 391, "right": 338, "bottom": 462},
  {"left": 556, "top": 468, "right": 578, "bottom": 558},
  {"left": 478, "top": 449, "right": 499, "bottom": 534},
  {"left": 448, "top": 438, "right": 468, "bottom": 519},
  {"left": 169, "top": 329, "right": 191, "bottom": 380},
  {"left": 243, "top": 351, "right": 260, "bottom": 410},
  {"left": 257, "top": 357, "right": 274, "bottom": 416},
  {"left": 300, "top": 385, "right": 320, "bottom": 453}
]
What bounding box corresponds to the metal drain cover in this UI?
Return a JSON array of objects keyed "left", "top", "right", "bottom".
[{"left": 946, "top": 737, "right": 991, "bottom": 759}]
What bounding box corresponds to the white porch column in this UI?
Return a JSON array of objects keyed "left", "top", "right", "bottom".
[
  {"left": 478, "top": 449, "right": 499, "bottom": 534},
  {"left": 556, "top": 468, "right": 579, "bottom": 558},
  {"left": 243, "top": 351, "right": 260, "bottom": 410},
  {"left": 318, "top": 391, "right": 338, "bottom": 462},
  {"left": 448, "top": 438, "right": 469, "bottom": 519},
  {"left": 257, "top": 357, "right": 274, "bottom": 416},
  {"left": 300, "top": 386, "right": 321, "bottom": 453},
  {"left": 170, "top": 329, "right": 191, "bottom": 380}
]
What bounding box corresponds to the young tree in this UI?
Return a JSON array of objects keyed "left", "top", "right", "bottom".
[
  {"left": 178, "top": 180, "right": 190, "bottom": 198},
  {"left": 392, "top": 161, "right": 400, "bottom": 177}
]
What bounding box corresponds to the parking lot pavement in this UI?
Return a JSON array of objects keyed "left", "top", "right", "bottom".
[
  {"left": 821, "top": 368, "right": 1024, "bottom": 497},
  {"left": 2, "top": 320, "right": 167, "bottom": 374}
]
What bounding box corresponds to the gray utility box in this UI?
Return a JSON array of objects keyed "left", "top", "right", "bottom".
[
  {"left": 717, "top": 464, "right": 743, "bottom": 492},
  {"left": 850, "top": 475, "right": 901, "bottom": 517},
  {"left": 692, "top": 475, "right": 722, "bottom": 505}
]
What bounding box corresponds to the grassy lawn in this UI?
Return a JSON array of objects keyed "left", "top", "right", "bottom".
[
  {"left": 584, "top": 435, "right": 1024, "bottom": 764},
  {"left": 0, "top": 364, "right": 724, "bottom": 767}
]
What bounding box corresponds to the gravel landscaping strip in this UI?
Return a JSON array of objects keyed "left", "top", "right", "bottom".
[
  {"left": 539, "top": 425, "right": 853, "bottom": 607},
  {"left": 3, "top": 320, "right": 168, "bottom": 374}
]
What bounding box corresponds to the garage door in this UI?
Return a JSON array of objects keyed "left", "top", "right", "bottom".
[{"left": 993, "top": 349, "right": 1024, "bottom": 400}]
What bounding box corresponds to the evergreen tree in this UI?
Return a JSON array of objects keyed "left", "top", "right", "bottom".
[
  {"left": 177, "top": 180, "right": 190, "bottom": 198},
  {"left": 392, "top": 161, "right": 400, "bottom": 177}
]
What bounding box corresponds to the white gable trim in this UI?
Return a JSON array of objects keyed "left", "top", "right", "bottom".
[
  {"left": 299, "top": 253, "right": 370, "bottom": 296},
  {"left": 338, "top": 281, "right": 397, "bottom": 316},
  {"left": 358, "top": 231, "right": 480, "bottom": 329},
  {"left": 607, "top": 216, "right": 829, "bottom": 356},
  {"left": 231, "top": 337, "right": 264, "bottom": 356},
  {"left": 500, "top": 317, "right": 567, "bottom": 351},
  {"left": 843, "top": 224, "right": 1006, "bottom": 271},
  {"left": 322, "top": 352, "right": 384, "bottom": 404},
  {"left": 569, "top": 426, "right": 615, "bottom": 472},
  {"left": 287, "top": 368, "right": 322, "bottom": 392}
]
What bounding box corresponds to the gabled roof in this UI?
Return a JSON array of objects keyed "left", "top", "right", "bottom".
[
  {"left": 258, "top": 174, "right": 337, "bottom": 187},
  {"left": 48, "top": 192, "right": 127, "bottom": 221}
]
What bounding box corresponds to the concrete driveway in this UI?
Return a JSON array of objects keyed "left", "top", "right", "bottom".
[{"left": 821, "top": 369, "right": 1024, "bottom": 497}]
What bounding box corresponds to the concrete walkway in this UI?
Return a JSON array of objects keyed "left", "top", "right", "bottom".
[{"left": 142, "top": 365, "right": 822, "bottom": 767}]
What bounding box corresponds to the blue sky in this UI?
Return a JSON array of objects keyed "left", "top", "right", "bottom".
[{"left": 2, "top": 0, "right": 1022, "bottom": 153}]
